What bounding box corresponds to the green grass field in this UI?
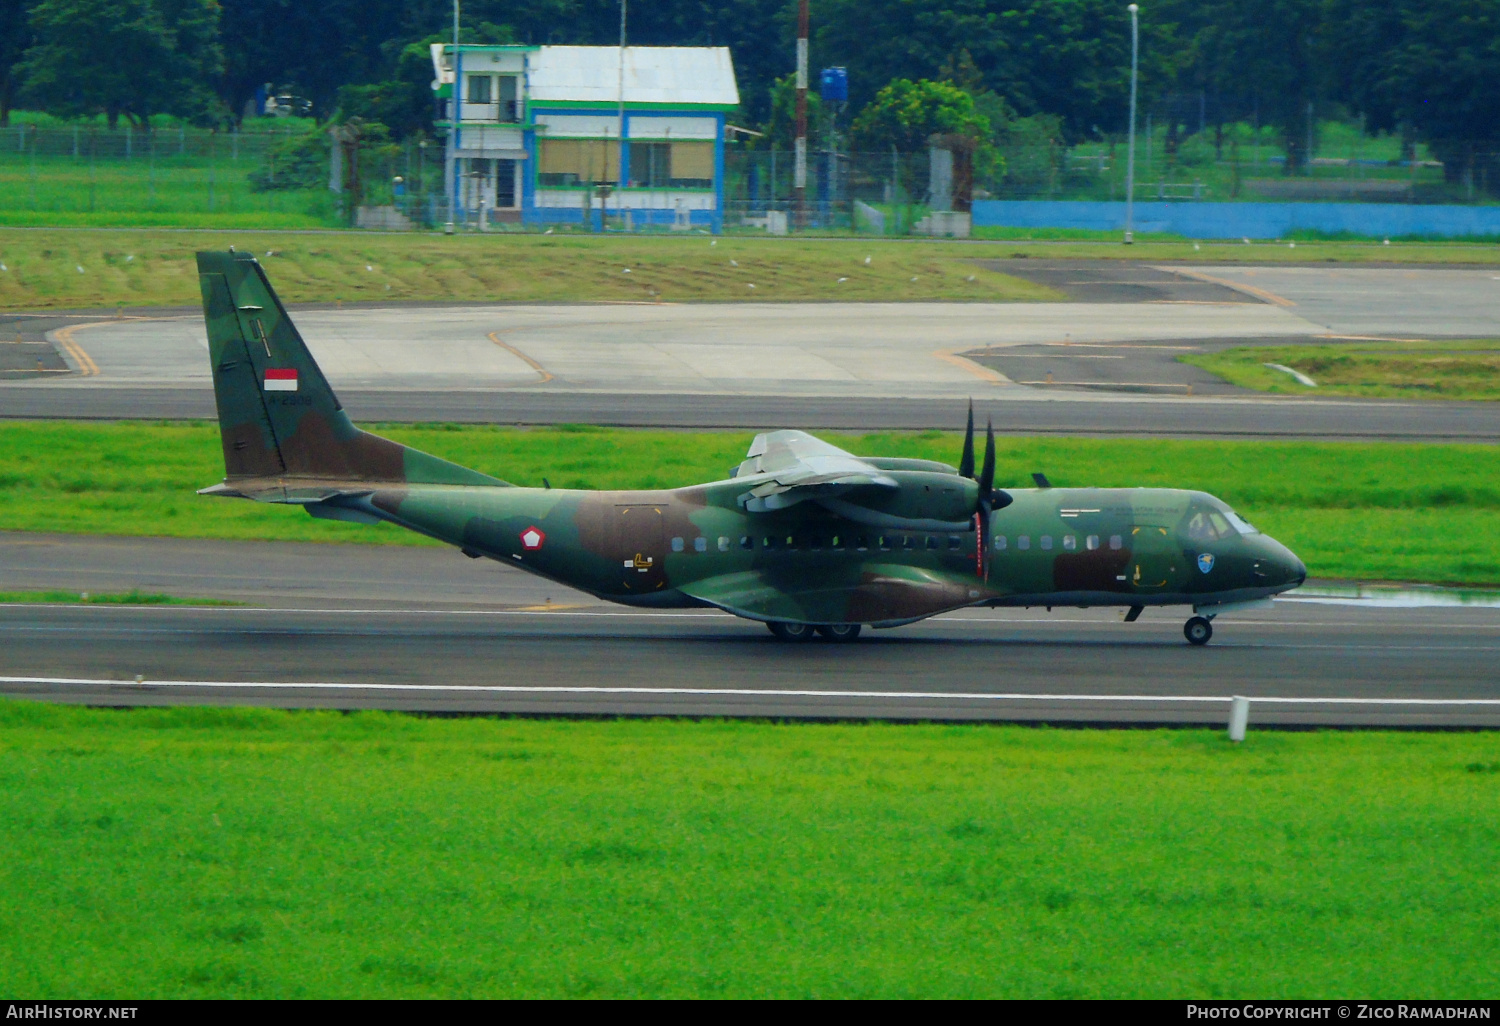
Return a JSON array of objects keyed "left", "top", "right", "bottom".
[
  {"left": 0, "top": 590, "right": 233, "bottom": 605},
  {"left": 5, "top": 229, "right": 1500, "bottom": 311},
  {"left": 0, "top": 229, "right": 1061, "bottom": 308},
  {"left": 1184, "top": 341, "right": 1500, "bottom": 401},
  {"left": 2, "top": 420, "right": 1497, "bottom": 585},
  {"left": 1, "top": 702, "right": 1497, "bottom": 998}
]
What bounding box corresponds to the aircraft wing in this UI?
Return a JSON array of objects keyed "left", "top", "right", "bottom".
[{"left": 734, "top": 430, "right": 897, "bottom": 512}]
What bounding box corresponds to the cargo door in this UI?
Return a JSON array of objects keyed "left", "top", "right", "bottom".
[
  {"left": 614, "top": 505, "right": 667, "bottom": 592},
  {"left": 1129, "top": 525, "right": 1178, "bottom": 591}
]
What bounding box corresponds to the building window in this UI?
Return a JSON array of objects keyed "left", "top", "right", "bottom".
[
  {"left": 497, "top": 76, "right": 518, "bottom": 122},
  {"left": 467, "top": 75, "right": 491, "bottom": 104},
  {"left": 495, "top": 158, "right": 517, "bottom": 207},
  {"left": 627, "top": 140, "right": 713, "bottom": 189},
  {"left": 538, "top": 139, "right": 619, "bottom": 185}
]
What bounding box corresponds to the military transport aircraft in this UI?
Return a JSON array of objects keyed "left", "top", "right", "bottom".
[{"left": 195, "top": 250, "right": 1306, "bottom": 645}]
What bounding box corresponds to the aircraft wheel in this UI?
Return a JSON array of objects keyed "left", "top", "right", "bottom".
[
  {"left": 815, "top": 624, "right": 863, "bottom": 643},
  {"left": 1184, "top": 616, "right": 1213, "bottom": 646},
  {"left": 768, "top": 621, "right": 817, "bottom": 642}
]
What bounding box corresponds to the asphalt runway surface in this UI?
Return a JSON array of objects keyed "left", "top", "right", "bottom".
[
  {"left": 2, "top": 260, "right": 1497, "bottom": 439},
  {"left": 4, "top": 532, "right": 1498, "bottom": 727}
]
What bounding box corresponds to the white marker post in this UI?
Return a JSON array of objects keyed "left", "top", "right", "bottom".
[{"left": 1228, "top": 695, "right": 1250, "bottom": 742}]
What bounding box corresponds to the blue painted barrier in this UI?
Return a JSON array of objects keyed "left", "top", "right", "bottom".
[{"left": 971, "top": 200, "right": 1500, "bottom": 239}]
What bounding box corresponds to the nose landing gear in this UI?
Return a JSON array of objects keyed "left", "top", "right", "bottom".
[{"left": 1184, "top": 615, "right": 1214, "bottom": 646}]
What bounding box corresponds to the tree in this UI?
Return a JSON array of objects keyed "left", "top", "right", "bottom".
[
  {"left": 1329, "top": 0, "right": 1500, "bottom": 189},
  {"left": 850, "top": 79, "right": 993, "bottom": 153},
  {"left": 18, "top": 0, "right": 223, "bottom": 127},
  {"left": 0, "top": 0, "right": 31, "bottom": 126},
  {"left": 759, "top": 73, "right": 824, "bottom": 149}
]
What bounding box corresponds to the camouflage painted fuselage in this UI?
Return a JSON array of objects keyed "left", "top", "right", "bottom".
[{"left": 334, "top": 480, "right": 1305, "bottom": 627}]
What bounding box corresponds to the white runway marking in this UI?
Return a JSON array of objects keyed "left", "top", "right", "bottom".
[{"left": 3, "top": 675, "right": 1498, "bottom": 706}]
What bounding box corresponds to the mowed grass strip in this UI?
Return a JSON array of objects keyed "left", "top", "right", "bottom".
[
  {"left": 1185, "top": 340, "right": 1500, "bottom": 401},
  {"left": 1, "top": 420, "right": 1497, "bottom": 584},
  {"left": 0, "top": 704, "right": 1497, "bottom": 998},
  {"left": 0, "top": 230, "right": 1060, "bottom": 309}
]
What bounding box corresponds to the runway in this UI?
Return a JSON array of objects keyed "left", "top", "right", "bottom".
[
  {"left": 3, "top": 260, "right": 1497, "bottom": 439},
  {"left": 4, "top": 532, "right": 1498, "bottom": 727}
]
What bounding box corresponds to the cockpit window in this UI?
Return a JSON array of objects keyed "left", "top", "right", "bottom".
[
  {"left": 1185, "top": 502, "right": 1260, "bottom": 539},
  {"left": 1222, "top": 509, "right": 1259, "bottom": 535}
]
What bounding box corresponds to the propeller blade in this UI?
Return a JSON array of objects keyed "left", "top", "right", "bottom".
[
  {"left": 977, "top": 419, "right": 996, "bottom": 505},
  {"left": 958, "top": 401, "right": 975, "bottom": 480}
]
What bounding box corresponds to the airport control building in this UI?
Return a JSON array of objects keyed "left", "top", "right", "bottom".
[{"left": 431, "top": 44, "right": 740, "bottom": 232}]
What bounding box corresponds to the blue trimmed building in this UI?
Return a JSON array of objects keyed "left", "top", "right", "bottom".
[{"left": 432, "top": 44, "right": 739, "bottom": 232}]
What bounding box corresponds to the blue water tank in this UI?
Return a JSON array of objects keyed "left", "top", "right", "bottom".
[{"left": 820, "top": 67, "right": 848, "bottom": 103}]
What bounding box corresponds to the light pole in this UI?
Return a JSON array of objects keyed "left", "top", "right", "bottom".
[
  {"left": 1124, "top": 3, "right": 1139, "bottom": 245},
  {"left": 446, "top": 0, "right": 460, "bottom": 234}
]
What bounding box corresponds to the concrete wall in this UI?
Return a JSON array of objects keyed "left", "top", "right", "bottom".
[{"left": 971, "top": 200, "right": 1500, "bottom": 239}]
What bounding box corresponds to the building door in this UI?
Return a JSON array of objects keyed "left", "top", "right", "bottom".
[
  {"left": 496, "top": 159, "right": 518, "bottom": 208},
  {"left": 614, "top": 505, "right": 666, "bottom": 592}
]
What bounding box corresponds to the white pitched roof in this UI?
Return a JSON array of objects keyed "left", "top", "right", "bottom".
[{"left": 528, "top": 46, "right": 738, "bottom": 106}]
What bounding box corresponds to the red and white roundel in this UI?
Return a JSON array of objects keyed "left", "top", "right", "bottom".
[{"left": 520, "top": 527, "right": 546, "bottom": 551}]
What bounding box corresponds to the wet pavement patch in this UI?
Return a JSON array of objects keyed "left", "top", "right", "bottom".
[{"left": 971, "top": 259, "right": 1253, "bottom": 304}]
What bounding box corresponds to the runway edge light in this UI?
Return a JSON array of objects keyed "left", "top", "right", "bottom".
[{"left": 1229, "top": 696, "right": 1250, "bottom": 742}]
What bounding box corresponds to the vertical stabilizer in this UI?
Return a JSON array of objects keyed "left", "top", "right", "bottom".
[{"left": 197, "top": 250, "right": 505, "bottom": 487}]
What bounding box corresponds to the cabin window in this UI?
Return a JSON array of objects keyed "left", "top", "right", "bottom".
[
  {"left": 926, "top": 536, "right": 939, "bottom": 550},
  {"left": 1185, "top": 509, "right": 1234, "bottom": 542},
  {"left": 671, "top": 537, "right": 685, "bottom": 552},
  {"left": 902, "top": 535, "right": 915, "bottom": 550},
  {"left": 948, "top": 535, "right": 963, "bottom": 550},
  {"left": 1063, "top": 534, "right": 1076, "bottom": 551},
  {"left": 1109, "top": 534, "right": 1123, "bottom": 550},
  {"left": 831, "top": 535, "right": 844, "bottom": 549},
  {"left": 1086, "top": 534, "right": 1100, "bottom": 550},
  {"left": 718, "top": 536, "right": 730, "bottom": 552},
  {"left": 694, "top": 537, "right": 707, "bottom": 553},
  {"left": 809, "top": 536, "right": 823, "bottom": 550},
  {"left": 855, "top": 535, "right": 869, "bottom": 551},
  {"left": 785, "top": 536, "right": 795, "bottom": 549},
  {"left": 762, "top": 536, "right": 776, "bottom": 550},
  {"left": 1041, "top": 535, "right": 1054, "bottom": 551},
  {"left": 1018, "top": 535, "right": 1031, "bottom": 550},
  {"left": 740, "top": 536, "right": 752, "bottom": 550},
  {"left": 878, "top": 536, "right": 891, "bottom": 551},
  {"left": 994, "top": 535, "right": 1007, "bottom": 551}
]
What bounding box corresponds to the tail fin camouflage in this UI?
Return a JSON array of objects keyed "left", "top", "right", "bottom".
[{"left": 196, "top": 250, "right": 505, "bottom": 493}]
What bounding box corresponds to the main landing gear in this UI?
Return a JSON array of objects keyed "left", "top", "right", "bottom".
[
  {"left": 1184, "top": 615, "right": 1214, "bottom": 646},
  {"left": 768, "top": 621, "right": 863, "bottom": 643}
]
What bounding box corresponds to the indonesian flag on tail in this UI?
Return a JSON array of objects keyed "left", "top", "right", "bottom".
[{"left": 264, "top": 368, "right": 298, "bottom": 392}]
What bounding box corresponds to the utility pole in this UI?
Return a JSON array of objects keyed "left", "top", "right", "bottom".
[
  {"left": 1124, "top": 3, "right": 1139, "bottom": 244},
  {"left": 793, "top": 0, "right": 808, "bottom": 230},
  {"left": 446, "top": 0, "right": 460, "bottom": 233},
  {"left": 617, "top": 0, "right": 627, "bottom": 230}
]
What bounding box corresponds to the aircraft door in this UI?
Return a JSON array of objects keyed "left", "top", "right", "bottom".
[
  {"left": 614, "top": 505, "right": 667, "bottom": 592},
  {"left": 1129, "top": 525, "right": 1178, "bottom": 591}
]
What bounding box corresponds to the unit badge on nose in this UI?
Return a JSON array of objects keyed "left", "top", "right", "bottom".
[
  {"left": 1197, "top": 553, "right": 1215, "bottom": 574},
  {"left": 520, "top": 527, "right": 545, "bottom": 551}
]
